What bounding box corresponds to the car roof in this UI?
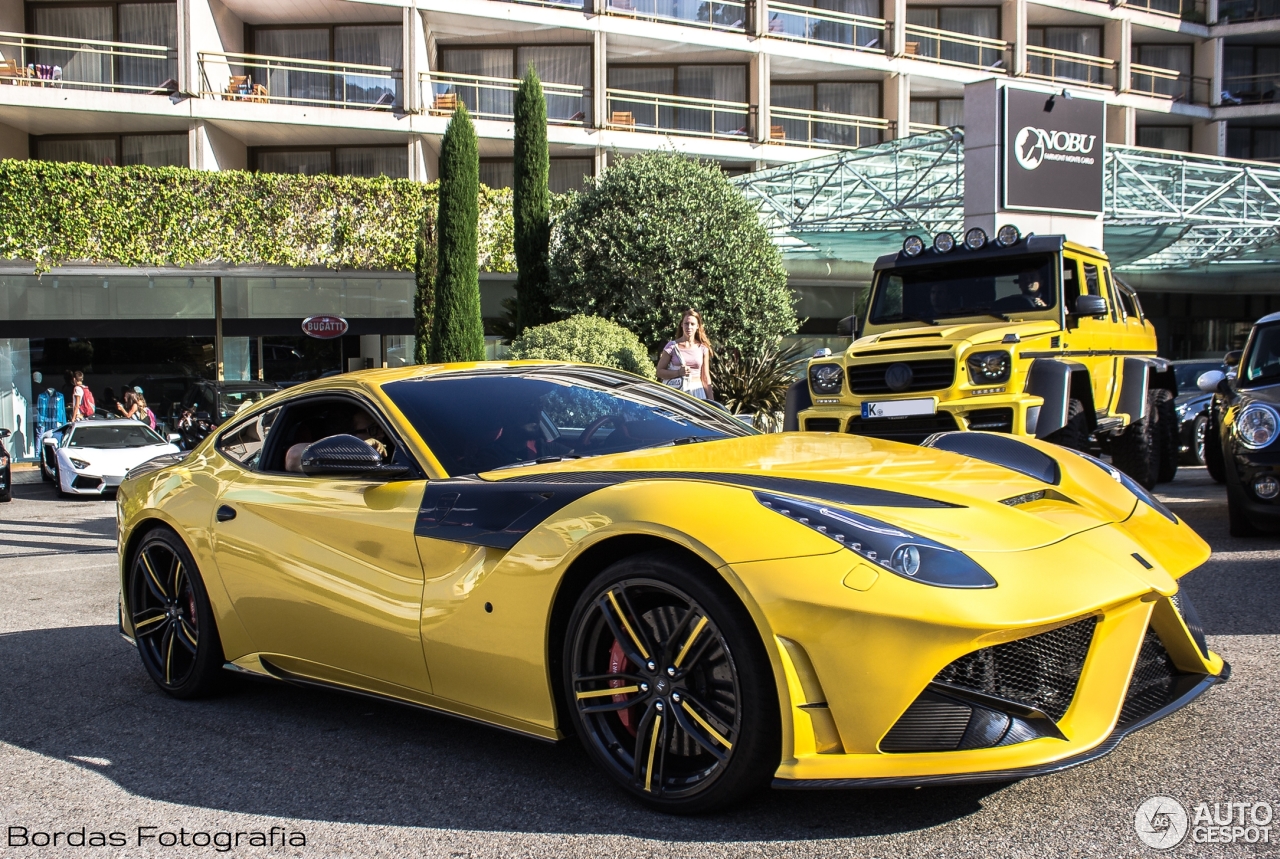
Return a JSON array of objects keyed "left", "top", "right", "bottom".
[
  {"left": 1257, "top": 311, "right": 1280, "bottom": 326},
  {"left": 70, "top": 418, "right": 157, "bottom": 428}
]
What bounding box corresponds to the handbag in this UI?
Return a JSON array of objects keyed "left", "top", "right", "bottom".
[{"left": 664, "top": 343, "right": 685, "bottom": 389}]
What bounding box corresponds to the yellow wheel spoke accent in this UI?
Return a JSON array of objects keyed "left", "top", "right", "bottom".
[
  {"left": 141, "top": 551, "right": 166, "bottom": 597},
  {"left": 673, "top": 616, "right": 708, "bottom": 668},
  {"left": 133, "top": 614, "right": 166, "bottom": 630},
  {"left": 681, "top": 700, "right": 732, "bottom": 749},
  {"left": 164, "top": 633, "right": 174, "bottom": 685},
  {"left": 607, "top": 590, "right": 650, "bottom": 660},
  {"left": 178, "top": 621, "right": 198, "bottom": 649},
  {"left": 576, "top": 685, "right": 639, "bottom": 700},
  {"left": 644, "top": 714, "right": 662, "bottom": 793}
]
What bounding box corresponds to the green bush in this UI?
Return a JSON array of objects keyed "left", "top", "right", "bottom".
[
  {"left": 547, "top": 151, "right": 795, "bottom": 354},
  {"left": 508, "top": 314, "right": 656, "bottom": 380}
]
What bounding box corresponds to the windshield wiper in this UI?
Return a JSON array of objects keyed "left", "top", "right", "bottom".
[
  {"left": 636, "top": 435, "right": 716, "bottom": 451},
  {"left": 947, "top": 309, "right": 1011, "bottom": 322}
]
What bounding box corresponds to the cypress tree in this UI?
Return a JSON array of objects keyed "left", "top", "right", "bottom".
[
  {"left": 429, "top": 102, "right": 485, "bottom": 363},
  {"left": 513, "top": 63, "right": 552, "bottom": 333},
  {"left": 412, "top": 224, "right": 434, "bottom": 365}
]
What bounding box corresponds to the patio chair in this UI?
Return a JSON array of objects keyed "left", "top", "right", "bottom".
[
  {"left": 249, "top": 83, "right": 268, "bottom": 103},
  {"left": 223, "top": 75, "right": 251, "bottom": 100},
  {"left": 904, "top": 42, "right": 919, "bottom": 56},
  {"left": 769, "top": 124, "right": 786, "bottom": 141},
  {"left": 432, "top": 91, "right": 458, "bottom": 113},
  {"left": 365, "top": 91, "right": 395, "bottom": 110},
  {"left": 0, "top": 59, "right": 28, "bottom": 85},
  {"left": 610, "top": 110, "right": 636, "bottom": 128}
]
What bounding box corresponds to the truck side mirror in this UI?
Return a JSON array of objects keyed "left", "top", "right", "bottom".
[
  {"left": 1224, "top": 350, "right": 1242, "bottom": 368},
  {"left": 1197, "top": 370, "right": 1225, "bottom": 393},
  {"left": 1074, "top": 294, "right": 1108, "bottom": 317},
  {"left": 836, "top": 315, "right": 857, "bottom": 337}
]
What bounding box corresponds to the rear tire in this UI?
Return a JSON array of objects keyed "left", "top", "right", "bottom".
[
  {"left": 1154, "top": 388, "right": 1179, "bottom": 484},
  {"left": 1204, "top": 413, "right": 1226, "bottom": 484},
  {"left": 1228, "top": 485, "right": 1260, "bottom": 537},
  {"left": 1112, "top": 392, "right": 1160, "bottom": 490},
  {"left": 1044, "top": 398, "right": 1090, "bottom": 451}
]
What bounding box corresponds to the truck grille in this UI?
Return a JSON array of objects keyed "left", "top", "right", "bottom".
[
  {"left": 845, "top": 413, "right": 959, "bottom": 444},
  {"left": 848, "top": 359, "right": 955, "bottom": 395}
]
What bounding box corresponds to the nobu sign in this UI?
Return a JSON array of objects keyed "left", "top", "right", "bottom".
[{"left": 1003, "top": 87, "right": 1105, "bottom": 216}]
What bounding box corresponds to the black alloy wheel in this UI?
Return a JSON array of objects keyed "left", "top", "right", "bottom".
[
  {"left": 1192, "top": 414, "right": 1209, "bottom": 466},
  {"left": 128, "top": 529, "right": 225, "bottom": 698},
  {"left": 564, "top": 553, "right": 778, "bottom": 813}
]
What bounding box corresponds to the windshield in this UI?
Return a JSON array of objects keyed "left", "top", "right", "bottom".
[
  {"left": 1241, "top": 325, "right": 1280, "bottom": 388},
  {"left": 870, "top": 255, "right": 1057, "bottom": 325},
  {"left": 69, "top": 424, "right": 165, "bottom": 449},
  {"left": 382, "top": 368, "right": 755, "bottom": 476},
  {"left": 1174, "top": 361, "right": 1227, "bottom": 393}
]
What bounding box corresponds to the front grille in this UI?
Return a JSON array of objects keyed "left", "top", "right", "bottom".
[
  {"left": 935, "top": 616, "right": 1098, "bottom": 722},
  {"left": 848, "top": 359, "right": 956, "bottom": 395},
  {"left": 846, "top": 412, "right": 959, "bottom": 445},
  {"left": 965, "top": 408, "right": 1014, "bottom": 433},
  {"left": 1118, "top": 625, "right": 1181, "bottom": 727},
  {"left": 71, "top": 475, "right": 102, "bottom": 490},
  {"left": 880, "top": 693, "right": 972, "bottom": 752},
  {"left": 805, "top": 418, "right": 843, "bottom": 432}
]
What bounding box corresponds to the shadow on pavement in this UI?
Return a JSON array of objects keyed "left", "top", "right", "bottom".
[{"left": 0, "top": 624, "right": 1000, "bottom": 840}]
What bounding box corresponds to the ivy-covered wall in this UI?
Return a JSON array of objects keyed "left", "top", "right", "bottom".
[{"left": 0, "top": 159, "right": 515, "bottom": 274}]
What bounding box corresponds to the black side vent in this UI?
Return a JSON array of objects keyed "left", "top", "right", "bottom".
[
  {"left": 1118, "top": 626, "right": 1183, "bottom": 727},
  {"left": 1050, "top": 336, "right": 1061, "bottom": 348},
  {"left": 935, "top": 616, "right": 1097, "bottom": 722},
  {"left": 72, "top": 475, "right": 103, "bottom": 490},
  {"left": 1170, "top": 590, "right": 1210, "bottom": 659},
  {"left": 965, "top": 408, "right": 1015, "bottom": 433}
]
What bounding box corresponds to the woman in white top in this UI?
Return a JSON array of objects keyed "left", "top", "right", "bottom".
[{"left": 656, "top": 308, "right": 715, "bottom": 400}]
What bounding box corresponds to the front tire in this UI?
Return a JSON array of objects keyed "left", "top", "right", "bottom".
[
  {"left": 563, "top": 552, "right": 779, "bottom": 813},
  {"left": 127, "top": 528, "right": 226, "bottom": 698},
  {"left": 1154, "top": 389, "right": 1179, "bottom": 484},
  {"left": 1189, "top": 414, "right": 1209, "bottom": 466},
  {"left": 1227, "top": 484, "right": 1261, "bottom": 538},
  {"left": 1044, "top": 397, "right": 1090, "bottom": 451},
  {"left": 1205, "top": 414, "right": 1226, "bottom": 484},
  {"left": 1112, "top": 392, "right": 1160, "bottom": 490}
]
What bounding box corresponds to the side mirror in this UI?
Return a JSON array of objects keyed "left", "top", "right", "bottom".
[
  {"left": 168, "top": 433, "right": 182, "bottom": 444},
  {"left": 1224, "top": 350, "right": 1242, "bottom": 368},
  {"left": 1074, "top": 294, "right": 1108, "bottom": 317},
  {"left": 1197, "top": 370, "right": 1225, "bottom": 393},
  {"left": 836, "top": 315, "right": 858, "bottom": 337},
  {"left": 300, "top": 434, "right": 408, "bottom": 479}
]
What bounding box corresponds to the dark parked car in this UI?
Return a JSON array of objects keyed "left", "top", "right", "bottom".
[
  {"left": 172, "top": 380, "right": 278, "bottom": 449},
  {"left": 1205, "top": 313, "right": 1280, "bottom": 535},
  {"left": 0, "top": 427, "right": 11, "bottom": 502},
  {"left": 1173, "top": 359, "right": 1229, "bottom": 465}
]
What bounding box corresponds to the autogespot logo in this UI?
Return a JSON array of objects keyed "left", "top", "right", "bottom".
[
  {"left": 1136, "top": 796, "right": 1190, "bottom": 850},
  {"left": 1013, "top": 126, "right": 1098, "bottom": 170},
  {"left": 1136, "top": 796, "right": 1276, "bottom": 849}
]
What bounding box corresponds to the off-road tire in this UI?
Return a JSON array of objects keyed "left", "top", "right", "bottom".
[
  {"left": 1112, "top": 391, "right": 1161, "bottom": 490},
  {"left": 1228, "top": 483, "right": 1260, "bottom": 537},
  {"left": 1154, "top": 388, "right": 1179, "bottom": 484},
  {"left": 1044, "top": 398, "right": 1090, "bottom": 451},
  {"left": 1204, "top": 412, "right": 1226, "bottom": 484}
]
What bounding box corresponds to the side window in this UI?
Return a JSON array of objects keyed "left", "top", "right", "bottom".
[
  {"left": 1082, "top": 263, "right": 1102, "bottom": 296},
  {"left": 1101, "top": 268, "right": 1120, "bottom": 322},
  {"left": 1122, "top": 287, "right": 1143, "bottom": 321},
  {"left": 1062, "top": 260, "right": 1080, "bottom": 308},
  {"left": 260, "top": 397, "right": 412, "bottom": 476},
  {"left": 216, "top": 407, "right": 280, "bottom": 470}
]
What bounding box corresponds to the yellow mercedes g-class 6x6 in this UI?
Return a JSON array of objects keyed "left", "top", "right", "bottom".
[{"left": 785, "top": 227, "right": 1180, "bottom": 488}]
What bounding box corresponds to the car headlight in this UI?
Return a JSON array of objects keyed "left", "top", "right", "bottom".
[
  {"left": 1236, "top": 403, "right": 1279, "bottom": 450},
  {"left": 69, "top": 458, "right": 90, "bottom": 470},
  {"left": 755, "top": 491, "right": 997, "bottom": 589},
  {"left": 1072, "top": 451, "right": 1177, "bottom": 523},
  {"left": 966, "top": 351, "right": 1012, "bottom": 384},
  {"left": 809, "top": 364, "right": 844, "bottom": 395}
]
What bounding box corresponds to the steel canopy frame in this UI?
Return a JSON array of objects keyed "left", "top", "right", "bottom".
[{"left": 734, "top": 132, "right": 1280, "bottom": 271}]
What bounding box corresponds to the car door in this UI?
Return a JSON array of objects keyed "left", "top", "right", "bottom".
[
  {"left": 209, "top": 394, "right": 432, "bottom": 695},
  {"left": 1072, "top": 257, "right": 1120, "bottom": 415}
]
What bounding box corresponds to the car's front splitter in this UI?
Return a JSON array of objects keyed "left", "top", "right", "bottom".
[{"left": 773, "top": 665, "right": 1228, "bottom": 789}]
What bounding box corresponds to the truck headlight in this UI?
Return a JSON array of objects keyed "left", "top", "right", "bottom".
[
  {"left": 1237, "top": 403, "right": 1279, "bottom": 449},
  {"left": 809, "top": 364, "right": 844, "bottom": 395},
  {"left": 966, "top": 351, "right": 1012, "bottom": 384},
  {"left": 755, "top": 491, "right": 997, "bottom": 589}
]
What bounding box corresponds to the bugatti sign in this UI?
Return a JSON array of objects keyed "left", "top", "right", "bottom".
[
  {"left": 1003, "top": 87, "right": 1105, "bottom": 216},
  {"left": 301, "top": 315, "right": 348, "bottom": 339}
]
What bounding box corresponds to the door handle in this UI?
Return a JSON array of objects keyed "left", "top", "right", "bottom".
[{"left": 216, "top": 505, "right": 236, "bottom": 522}]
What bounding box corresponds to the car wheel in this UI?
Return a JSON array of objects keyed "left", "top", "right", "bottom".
[
  {"left": 563, "top": 552, "right": 779, "bottom": 814},
  {"left": 127, "top": 528, "right": 226, "bottom": 698},
  {"left": 1191, "top": 414, "right": 1209, "bottom": 466},
  {"left": 1044, "top": 397, "right": 1090, "bottom": 451},
  {"left": 1112, "top": 392, "right": 1160, "bottom": 490},
  {"left": 1204, "top": 414, "right": 1226, "bottom": 484},
  {"left": 1154, "top": 389, "right": 1179, "bottom": 484},
  {"left": 1227, "top": 484, "right": 1261, "bottom": 538}
]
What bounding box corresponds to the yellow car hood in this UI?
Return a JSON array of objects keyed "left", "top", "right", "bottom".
[{"left": 855, "top": 319, "right": 1060, "bottom": 349}]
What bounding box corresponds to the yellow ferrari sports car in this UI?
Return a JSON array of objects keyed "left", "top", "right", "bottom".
[{"left": 117, "top": 362, "right": 1227, "bottom": 813}]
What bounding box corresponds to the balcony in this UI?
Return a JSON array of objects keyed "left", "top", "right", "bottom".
[
  {"left": 1130, "top": 64, "right": 1211, "bottom": 104},
  {"left": 768, "top": 106, "right": 889, "bottom": 149},
  {"left": 1221, "top": 73, "right": 1280, "bottom": 106},
  {"left": 502, "top": 0, "right": 585, "bottom": 8},
  {"left": 199, "top": 52, "right": 401, "bottom": 110},
  {"left": 605, "top": 0, "right": 748, "bottom": 32},
  {"left": 766, "top": 1, "right": 887, "bottom": 53},
  {"left": 0, "top": 30, "right": 175, "bottom": 94},
  {"left": 902, "top": 25, "right": 1008, "bottom": 73},
  {"left": 1025, "top": 46, "right": 1114, "bottom": 89},
  {"left": 1217, "top": 0, "right": 1280, "bottom": 21},
  {"left": 426, "top": 71, "right": 590, "bottom": 124},
  {"left": 606, "top": 88, "right": 752, "bottom": 139}
]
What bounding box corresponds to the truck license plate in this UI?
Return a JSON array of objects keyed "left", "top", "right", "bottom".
[{"left": 861, "top": 398, "right": 936, "bottom": 419}]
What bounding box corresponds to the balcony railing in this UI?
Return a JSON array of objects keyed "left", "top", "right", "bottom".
[
  {"left": 909, "top": 121, "right": 950, "bottom": 135},
  {"left": 198, "top": 51, "right": 401, "bottom": 110},
  {"left": 1221, "top": 73, "right": 1280, "bottom": 106},
  {"left": 1025, "top": 45, "right": 1114, "bottom": 89},
  {"left": 606, "top": 88, "right": 752, "bottom": 139},
  {"left": 766, "top": 1, "right": 887, "bottom": 53},
  {"left": 425, "top": 71, "right": 590, "bottom": 124},
  {"left": 768, "top": 106, "right": 890, "bottom": 149},
  {"left": 902, "top": 24, "right": 1008, "bottom": 72},
  {"left": 1216, "top": 0, "right": 1280, "bottom": 21},
  {"left": 0, "top": 30, "right": 175, "bottom": 94},
  {"left": 501, "top": 0, "right": 585, "bottom": 9},
  {"left": 606, "top": 0, "right": 747, "bottom": 32},
  {"left": 1130, "top": 64, "right": 1211, "bottom": 104}
]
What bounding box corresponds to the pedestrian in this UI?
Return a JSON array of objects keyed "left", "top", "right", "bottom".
[
  {"left": 70, "top": 370, "right": 95, "bottom": 421},
  {"left": 117, "top": 386, "right": 141, "bottom": 421},
  {"left": 656, "top": 308, "right": 715, "bottom": 401},
  {"left": 134, "top": 388, "right": 157, "bottom": 430}
]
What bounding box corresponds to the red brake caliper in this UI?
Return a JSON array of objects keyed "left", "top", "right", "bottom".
[{"left": 608, "top": 639, "right": 638, "bottom": 736}]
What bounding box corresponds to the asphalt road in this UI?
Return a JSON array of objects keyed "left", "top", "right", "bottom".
[{"left": 0, "top": 465, "right": 1276, "bottom": 858}]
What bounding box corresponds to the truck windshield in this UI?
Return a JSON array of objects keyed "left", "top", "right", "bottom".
[{"left": 869, "top": 255, "right": 1057, "bottom": 325}]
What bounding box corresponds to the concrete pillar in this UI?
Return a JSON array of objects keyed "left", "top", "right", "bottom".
[
  {"left": 1195, "top": 33, "right": 1220, "bottom": 107},
  {"left": 187, "top": 0, "right": 243, "bottom": 98},
  {"left": 176, "top": 0, "right": 191, "bottom": 94},
  {"left": 1002, "top": 0, "right": 1025, "bottom": 77},
  {"left": 1207, "top": 0, "right": 1219, "bottom": 24},
  {"left": 403, "top": 7, "right": 421, "bottom": 114},
  {"left": 0, "top": 123, "right": 28, "bottom": 160},
  {"left": 884, "top": 74, "right": 911, "bottom": 138},
  {"left": 593, "top": 30, "right": 607, "bottom": 129},
  {"left": 1106, "top": 105, "right": 1134, "bottom": 145},
  {"left": 1193, "top": 120, "right": 1225, "bottom": 156},
  {"left": 753, "top": 0, "right": 768, "bottom": 38},
  {"left": 1105, "top": 18, "right": 1131, "bottom": 93},
  {"left": 751, "top": 51, "right": 770, "bottom": 143},
  {"left": 360, "top": 335, "right": 383, "bottom": 369},
  {"left": 889, "top": 0, "right": 906, "bottom": 56},
  {"left": 190, "top": 120, "right": 247, "bottom": 171},
  {"left": 594, "top": 146, "right": 608, "bottom": 177},
  {"left": 410, "top": 135, "right": 438, "bottom": 182}
]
